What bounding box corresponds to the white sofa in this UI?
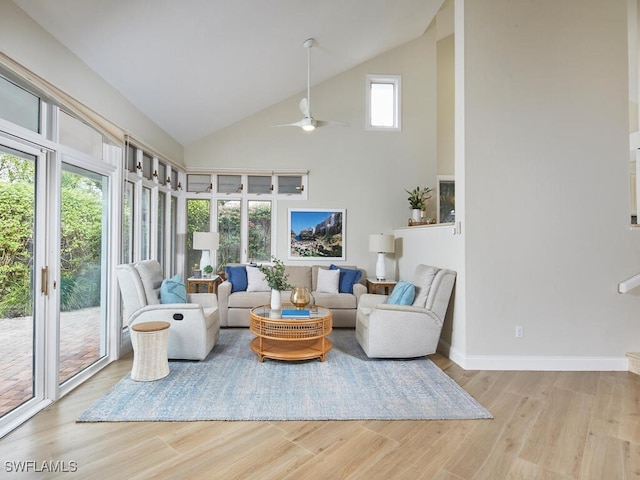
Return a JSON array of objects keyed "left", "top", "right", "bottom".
[
  {"left": 218, "top": 264, "right": 367, "bottom": 327},
  {"left": 116, "top": 260, "right": 220, "bottom": 360}
]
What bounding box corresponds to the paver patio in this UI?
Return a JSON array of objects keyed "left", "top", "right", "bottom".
[{"left": 0, "top": 307, "right": 101, "bottom": 416}]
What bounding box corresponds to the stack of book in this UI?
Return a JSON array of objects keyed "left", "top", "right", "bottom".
[{"left": 281, "top": 309, "right": 310, "bottom": 318}]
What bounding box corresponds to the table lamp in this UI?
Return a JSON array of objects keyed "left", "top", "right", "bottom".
[
  {"left": 369, "top": 233, "right": 395, "bottom": 281},
  {"left": 193, "top": 232, "right": 219, "bottom": 271}
]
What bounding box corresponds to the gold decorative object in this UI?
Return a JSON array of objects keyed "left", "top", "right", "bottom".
[{"left": 290, "top": 286, "right": 311, "bottom": 309}]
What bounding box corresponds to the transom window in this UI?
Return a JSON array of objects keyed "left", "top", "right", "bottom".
[
  {"left": 0, "top": 74, "right": 40, "bottom": 133},
  {"left": 184, "top": 171, "right": 307, "bottom": 270}
]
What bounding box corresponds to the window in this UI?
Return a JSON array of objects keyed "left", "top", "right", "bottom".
[
  {"left": 123, "top": 142, "right": 178, "bottom": 276},
  {"left": 125, "top": 144, "right": 136, "bottom": 173},
  {"left": 247, "top": 201, "right": 272, "bottom": 263},
  {"left": 366, "top": 75, "right": 401, "bottom": 131},
  {"left": 141, "top": 187, "right": 151, "bottom": 260},
  {"left": 122, "top": 181, "right": 134, "bottom": 264},
  {"left": 187, "top": 174, "right": 212, "bottom": 193},
  {"left": 248, "top": 175, "right": 272, "bottom": 194},
  {"left": 0, "top": 75, "right": 40, "bottom": 133},
  {"left": 156, "top": 161, "right": 167, "bottom": 186},
  {"left": 181, "top": 172, "right": 307, "bottom": 271},
  {"left": 187, "top": 199, "right": 211, "bottom": 272},
  {"left": 217, "top": 199, "right": 241, "bottom": 267},
  {"left": 58, "top": 111, "right": 103, "bottom": 158},
  {"left": 171, "top": 169, "right": 179, "bottom": 190},
  {"left": 157, "top": 193, "right": 166, "bottom": 269},
  {"left": 277, "top": 175, "right": 305, "bottom": 196},
  {"left": 217, "top": 174, "right": 242, "bottom": 193},
  {"left": 142, "top": 152, "right": 153, "bottom": 180},
  {"left": 170, "top": 195, "right": 178, "bottom": 272}
]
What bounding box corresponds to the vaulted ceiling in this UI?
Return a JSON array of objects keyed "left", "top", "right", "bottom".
[{"left": 12, "top": 0, "right": 441, "bottom": 145}]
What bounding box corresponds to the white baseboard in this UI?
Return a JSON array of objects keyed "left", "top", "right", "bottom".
[{"left": 439, "top": 340, "right": 628, "bottom": 371}]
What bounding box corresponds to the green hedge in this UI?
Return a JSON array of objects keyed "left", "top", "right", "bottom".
[{"left": 0, "top": 158, "right": 103, "bottom": 318}]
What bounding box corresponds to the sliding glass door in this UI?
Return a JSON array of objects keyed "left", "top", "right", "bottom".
[
  {"left": 58, "top": 162, "right": 108, "bottom": 386},
  {"left": 0, "top": 140, "right": 112, "bottom": 433},
  {"left": 0, "top": 142, "right": 43, "bottom": 419}
]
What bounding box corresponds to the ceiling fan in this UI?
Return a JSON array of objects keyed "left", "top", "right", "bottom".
[{"left": 274, "top": 38, "right": 344, "bottom": 132}]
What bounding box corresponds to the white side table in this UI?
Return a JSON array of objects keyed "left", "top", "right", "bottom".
[{"left": 130, "top": 321, "right": 170, "bottom": 381}]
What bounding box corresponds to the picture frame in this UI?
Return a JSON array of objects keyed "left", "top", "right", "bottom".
[
  {"left": 288, "top": 208, "right": 345, "bottom": 260},
  {"left": 437, "top": 175, "right": 455, "bottom": 224}
]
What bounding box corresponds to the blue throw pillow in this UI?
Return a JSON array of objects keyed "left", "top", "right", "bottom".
[
  {"left": 329, "top": 264, "right": 363, "bottom": 293},
  {"left": 160, "top": 275, "right": 187, "bottom": 304},
  {"left": 387, "top": 281, "right": 416, "bottom": 305},
  {"left": 225, "top": 265, "right": 248, "bottom": 293}
]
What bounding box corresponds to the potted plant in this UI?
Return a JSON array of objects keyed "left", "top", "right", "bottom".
[
  {"left": 203, "top": 265, "right": 214, "bottom": 278},
  {"left": 405, "top": 186, "right": 433, "bottom": 222},
  {"left": 258, "top": 257, "right": 292, "bottom": 311}
]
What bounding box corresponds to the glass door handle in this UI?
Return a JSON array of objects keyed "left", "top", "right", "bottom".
[{"left": 41, "top": 266, "right": 48, "bottom": 296}]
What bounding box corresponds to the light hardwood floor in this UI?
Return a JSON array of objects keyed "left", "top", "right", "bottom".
[{"left": 1, "top": 351, "right": 639, "bottom": 479}]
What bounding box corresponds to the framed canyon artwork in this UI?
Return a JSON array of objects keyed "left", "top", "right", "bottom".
[{"left": 288, "top": 208, "right": 345, "bottom": 260}]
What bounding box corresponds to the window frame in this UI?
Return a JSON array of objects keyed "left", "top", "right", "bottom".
[
  {"left": 124, "top": 143, "right": 178, "bottom": 273},
  {"left": 366, "top": 74, "right": 402, "bottom": 132}
]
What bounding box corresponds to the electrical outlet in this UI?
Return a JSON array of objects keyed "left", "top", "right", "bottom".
[{"left": 515, "top": 326, "right": 524, "bottom": 338}]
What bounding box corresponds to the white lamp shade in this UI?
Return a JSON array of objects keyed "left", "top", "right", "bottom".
[
  {"left": 193, "top": 232, "right": 219, "bottom": 251},
  {"left": 368, "top": 234, "right": 395, "bottom": 253}
]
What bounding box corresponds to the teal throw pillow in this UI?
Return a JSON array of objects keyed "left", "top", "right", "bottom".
[
  {"left": 225, "top": 265, "right": 248, "bottom": 293},
  {"left": 387, "top": 281, "right": 416, "bottom": 305},
  {"left": 329, "top": 264, "right": 362, "bottom": 293},
  {"left": 160, "top": 275, "right": 187, "bottom": 304}
]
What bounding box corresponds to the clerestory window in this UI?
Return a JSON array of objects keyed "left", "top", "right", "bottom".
[{"left": 366, "top": 74, "right": 401, "bottom": 131}]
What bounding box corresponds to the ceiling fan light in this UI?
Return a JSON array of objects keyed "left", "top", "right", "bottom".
[{"left": 301, "top": 116, "right": 316, "bottom": 132}]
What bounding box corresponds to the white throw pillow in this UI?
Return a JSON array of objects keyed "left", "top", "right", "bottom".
[
  {"left": 246, "top": 266, "right": 271, "bottom": 292},
  {"left": 316, "top": 268, "right": 340, "bottom": 294}
]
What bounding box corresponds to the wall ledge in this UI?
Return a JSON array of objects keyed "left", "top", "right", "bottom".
[{"left": 395, "top": 222, "right": 454, "bottom": 231}]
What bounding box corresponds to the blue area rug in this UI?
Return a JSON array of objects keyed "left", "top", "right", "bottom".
[{"left": 78, "top": 329, "right": 492, "bottom": 422}]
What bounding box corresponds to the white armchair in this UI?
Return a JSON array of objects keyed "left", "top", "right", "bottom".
[
  {"left": 116, "top": 260, "right": 220, "bottom": 360},
  {"left": 356, "top": 264, "right": 456, "bottom": 358}
]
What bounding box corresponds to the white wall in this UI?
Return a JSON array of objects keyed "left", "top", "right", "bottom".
[
  {"left": 437, "top": 0, "right": 455, "bottom": 176},
  {"left": 461, "top": 0, "right": 640, "bottom": 369},
  {"left": 186, "top": 30, "right": 439, "bottom": 275},
  {"left": 0, "top": 0, "right": 183, "bottom": 163}
]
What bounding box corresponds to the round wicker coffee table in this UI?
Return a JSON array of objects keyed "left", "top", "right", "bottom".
[{"left": 249, "top": 305, "right": 332, "bottom": 362}]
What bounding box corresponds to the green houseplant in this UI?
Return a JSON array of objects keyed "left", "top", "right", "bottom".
[
  {"left": 203, "top": 264, "right": 214, "bottom": 278},
  {"left": 405, "top": 186, "right": 433, "bottom": 210},
  {"left": 257, "top": 257, "right": 292, "bottom": 291},
  {"left": 258, "top": 257, "right": 292, "bottom": 310},
  {"left": 405, "top": 186, "right": 433, "bottom": 223}
]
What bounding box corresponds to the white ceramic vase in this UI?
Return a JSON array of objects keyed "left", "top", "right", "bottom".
[
  {"left": 270, "top": 289, "right": 282, "bottom": 311},
  {"left": 411, "top": 209, "right": 422, "bottom": 222}
]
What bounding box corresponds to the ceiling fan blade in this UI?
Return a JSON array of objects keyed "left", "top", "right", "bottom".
[
  {"left": 271, "top": 116, "right": 317, "bottom": 131},
  {"left": 316, "top": 119, "right": 349, "bottom": 128},
  {"left": 299, "top": 98, "right": 310, "bottom": 117},
  {"left": 270, "top": 119, "right": 307, "bottom": 128}
]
